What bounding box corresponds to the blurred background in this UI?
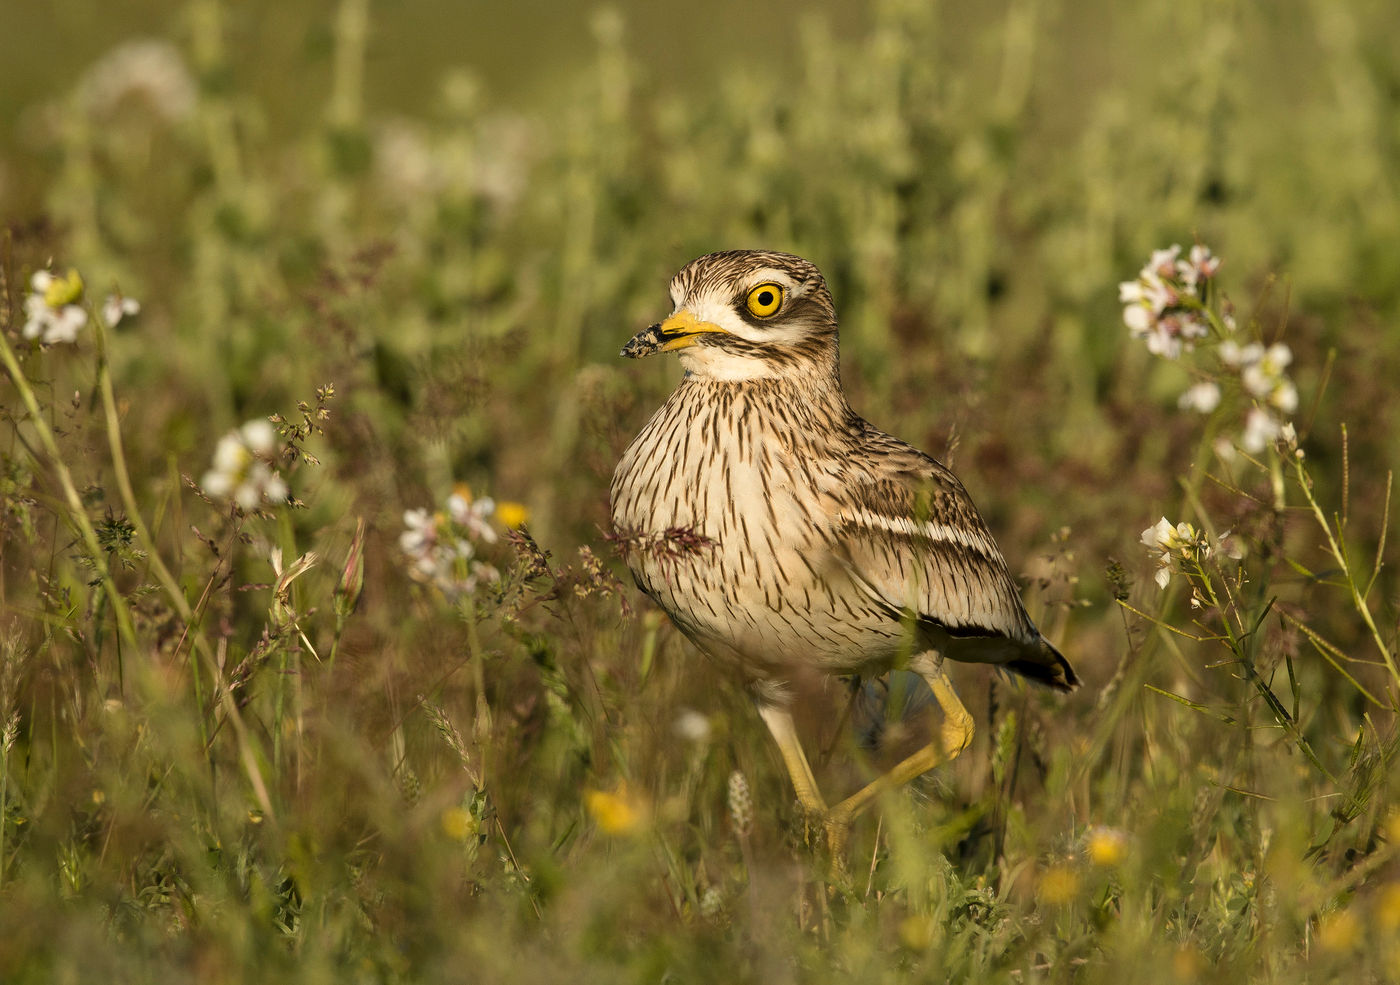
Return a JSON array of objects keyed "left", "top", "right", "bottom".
[
  {"left": 2, "top": 1, "right": 870, "bottom": 125},
  {"left": 2, "top": 0, "right": 1400, "bottom": 981}
]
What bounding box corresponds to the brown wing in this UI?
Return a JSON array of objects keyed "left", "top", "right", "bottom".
[{"left": 826, "top": 425, "right": 1077, "bottom": 689}]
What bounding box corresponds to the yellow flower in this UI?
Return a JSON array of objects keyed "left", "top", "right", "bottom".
[
  {"left": 44, "top": 268, "right": 85, "bottom": 308},
  {"left": 1038, "top": 864, "right": 1081, "bottom": 904},
  {"left": 24, "top": 269, "right": 89, "bottom": 344},
  {"left": 1384, "top": 809, "right": 1400, "bottom": 846},
  {"left": 441, "top": 806, "right": 477, "bottom": 841},
  {"left": 897, "top": 914, "right": 935, "bottom": 951},
  {"left": 585, "top": 784, "right": 647, "bottom": 835},
  {"left": 1172, "top": 946, "right": 1204, "bottom": 981},
  {"left": 1376, "top": 883, "right": 1400, "bottom": 932},
  {"left": 1317, "top": 908, "right": 1359, "bottom": 953},
  {"left": 496, "top": 500, "right": 530, "bottom": 529},
  {"left": 1086, "top": 826, "right": 1129, "bottom": 867}
]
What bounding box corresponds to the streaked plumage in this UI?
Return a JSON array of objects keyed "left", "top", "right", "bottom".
[{"left": 610, "top": 250, "right": 1077, "bottom": 852}]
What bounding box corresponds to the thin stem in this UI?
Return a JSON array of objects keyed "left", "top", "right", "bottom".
[
  {"left": 1279, "top": 611, "right": 1386, "bottom": 707},
  {"left": 465, "top": 599, "right": 492, "bottom": 789},
  {"left": 0, "top": 333, "right": 137, "bottom": 649},
  {"left": 94, "top": 314, "right": 193, "bottom": 626},
  {"left": 92, "top": 314, "right": 280, "bottom": 811},
  {"left": 1292, "top": 454, "right": 1399, "bottom": 696},
  {"left": 0, "top": 723, "right": 11, "bottom": 889},
  {"left": 1366, "top": 470, "right": 1392, "bottom": 598}
]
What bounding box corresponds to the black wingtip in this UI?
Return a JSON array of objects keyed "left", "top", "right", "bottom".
[{"left": 1006, "top": 638, "right": 1080, "bottom": 692}]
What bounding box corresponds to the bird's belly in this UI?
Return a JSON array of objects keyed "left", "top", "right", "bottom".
[{"left": 611, "top": 423, "right": 901, "bottom": 678}]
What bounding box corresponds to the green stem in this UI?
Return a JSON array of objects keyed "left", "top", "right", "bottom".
[
  {"left": 1292, "top": 455, "right": 1400, "bottom": 697},
  {"left": 0, "top": 724, "right": 11, "bottom": 890},
  {"left": 94, "top": 314, "right": 194, "bottom": 629},
  {"left": 329, "top": 0, "right": 369, "bottom": 130},
  {"left": 85, "top": 317, "right": 278, "bottom": 819},
  {"left": 0, "top": 333, "right": 137, "bottom": 650},
  {"left": 465, "top": 600, "right": 491, "bottom": 788}
]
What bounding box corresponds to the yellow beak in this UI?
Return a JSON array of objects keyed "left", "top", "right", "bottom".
[
  {"left": 620, "top": 310, "right": 729, "bottom": 358},
  {"left": 658, "top": 310, "right": 728, "bottom": 349}
]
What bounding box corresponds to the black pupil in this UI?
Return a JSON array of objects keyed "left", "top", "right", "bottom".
[{"left": 757, "top": 290, "right": 774, "bottom": 307}]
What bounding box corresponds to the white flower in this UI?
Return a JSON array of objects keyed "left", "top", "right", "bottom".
[
  {"left": 1263, "top": 341, "right": 1287, "bottom": 365},
  {"left": 1224, "top": 341, "right": 1299, "bottom": 420},
  {"left": 1141, "top": 517, "right": 1177, "bottom": 589},
  {"left": 102, "top": 293, "right": 140, "bottom": 326},
  {"left": 1146, "top": 245, "right": 1182, "bottom": 279},
  {"left": 1241, "top": 407, "right": 1282, "bottom": 453},
  {"left": 22, "top": 270, "right": 88, "bottom": 345},
  {"left": 1240, "top": 343, "right": 1292, "bottom": 396},
  {"left": 1122, "top": 302, "right": 1152, "bottom": 334},
  {"left": 1219, "top": 531, "right": 1246, "bottom": 560},
  {"left": 673, "top": 709, "right": 712, "bottom": 744},
  {"left": 1153, "top": 565, "right": 1171, "bottom": 589},
  {"left": 1142, "top": 326, "right": 1182, "bottom": 360},
  {"left": 471, "top": 114, "right": 533, "bottom": 214},
  {"left": 374, "top": 119, "right": 443, "bottom": 203},
  {"left": 1178, "top": 381, "right": 1222, "bottom": 414},
  {"left": 1269, "top": 380, "right": 1299, "bottom": 414},
  {"left": 1142, "top": 516, "right": 1213, "bottom": 590},
  {"left": 201, "top": 419, "right": 288, "bottom": 510},
  {"left": 1188, "top": 244, "right": 1221, "bottom": 280},
  {"left": 398, "top": 508, "right": 439, "bottom": 565},
  {"left": 447, "top": 489, "right": 498, "bottom": 545},
  {"left": 400, "top": 488, "right": 504, "bottom": 598},
  {"left": 1121, "top": 245, "right": 1216, "bottom": 360},
  {"left": 1177, "top": 245, "right": 1221, "bottom": 289},
  {"left": 1118, "top": 279, "right": 1148, "bottom": 306},
  {"left": 1141, "top": 517, "right": 1175, "bottom": 551},
  {"left": 77, "top": 40, "right": 196, "bottom": 123},
  {"left": 1218, "top": 339, "right": 1259, "bottom": 368},
  {"left": 240, "top": 419, "right": 277, "bottom": 456}
]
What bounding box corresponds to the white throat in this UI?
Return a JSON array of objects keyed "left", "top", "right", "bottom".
[{"left": 676, "top": 346, "right": 783, "bottom": 381}]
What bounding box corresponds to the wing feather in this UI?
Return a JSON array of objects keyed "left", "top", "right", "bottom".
[
  {"left": 831, "top": 463, "right": 1038, "bottom": 644},
  {"left": 822, "top": 423, "right": 1077, "bottom": 689}
]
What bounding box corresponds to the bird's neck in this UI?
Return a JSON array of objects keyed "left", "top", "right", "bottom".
[
  {"left": 676, "top": 335, "right": 842, "bottom": 385},
  {"left": 679, "top": 363, "right": 853, "bottom": 423}
]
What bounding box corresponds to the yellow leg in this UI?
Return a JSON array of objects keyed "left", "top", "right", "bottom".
[
  {"left": 757, "top": 705, "right": 855, "bottom": 858},
  {"left": 829, "top": 658, "right": 974, "bottom": 822},
  {"left": 757, "top": 705, "right": 828, "bottom": 814},
  {"left": 756, "top": 656, "right": 975, "bottom": 863}
]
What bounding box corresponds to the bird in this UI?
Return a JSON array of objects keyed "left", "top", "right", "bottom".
[{"left": 610, "top": 249, "right": 1078, "bottom": 857}]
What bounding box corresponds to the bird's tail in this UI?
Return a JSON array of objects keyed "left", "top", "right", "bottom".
[{"left": 1005, "top": 637, "right": 1079, "bottom": 692}]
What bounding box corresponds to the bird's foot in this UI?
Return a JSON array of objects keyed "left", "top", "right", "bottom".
[
  {"left": 939, "top": 713, "right": 974, "bottom": 759},
  {"left": 789, "top": 802, "right": 855, "bottom": 877},
  {"left": 822, "top": 807, "right": 853, "bottom": 865}
]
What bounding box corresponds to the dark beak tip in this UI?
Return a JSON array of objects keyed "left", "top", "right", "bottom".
[{"left": 620, "top": 323, "right": 666, "bottom": 360}]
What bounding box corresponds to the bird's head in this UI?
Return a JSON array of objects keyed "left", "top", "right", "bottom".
[{"left": 621, "top": 250, "right": 839, "bottom": 381}]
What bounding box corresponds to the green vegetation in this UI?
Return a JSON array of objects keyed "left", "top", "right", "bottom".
[{"left": 2, "top": 0, "right": 1399, "bottom": 980}]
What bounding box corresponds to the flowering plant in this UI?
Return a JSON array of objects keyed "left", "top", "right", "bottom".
[{"left": 399, "top": 485, "right": 529, "bottom": 600}]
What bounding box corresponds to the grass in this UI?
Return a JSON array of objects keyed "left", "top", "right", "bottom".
[{"left": 2, "top": 0, "right": 1400, "bottom": 981}]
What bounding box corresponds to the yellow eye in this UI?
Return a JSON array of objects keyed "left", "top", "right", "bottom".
[{"left": 745, "top": 283, "right": 784, "bottom": 319}]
